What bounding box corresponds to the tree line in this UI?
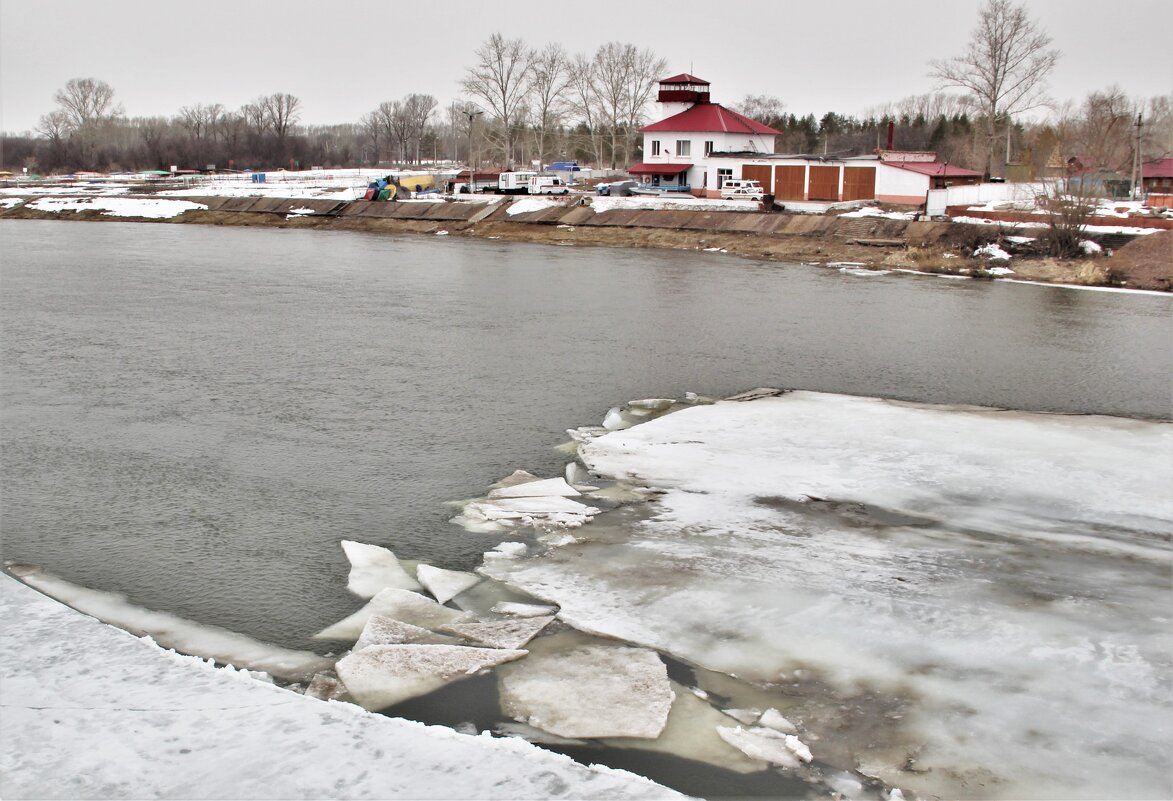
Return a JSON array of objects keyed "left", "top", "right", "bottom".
[{"left": 2, "top": 4, "right": 1170, "bottom": 182}]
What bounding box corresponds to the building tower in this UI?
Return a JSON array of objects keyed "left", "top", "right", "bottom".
[{"left": 655, "top": 74, "right": 710, "bottom": 121}]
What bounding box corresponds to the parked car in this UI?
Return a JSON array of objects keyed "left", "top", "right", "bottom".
[
  {"left": 720, "top": 179, "right": 765, "bottom": 200},
  {"left": 597, "top": 180, "right": 638, "bottom": 196},
  {"left": 529, "top": 175, "right": 569, "bottom": 195}
]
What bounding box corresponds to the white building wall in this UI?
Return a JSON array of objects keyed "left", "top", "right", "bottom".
[{"left": 874, "top": 164, "right": 930, "bottom": 204}]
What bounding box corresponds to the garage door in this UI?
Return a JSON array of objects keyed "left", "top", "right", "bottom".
[
  {"left": 808, "top": 166, "right": 841, "bottom": 201},
  {"left": 741, "top": 164, "right": 773, "bottom": 194},
  {"left": 842, "top": 167, "right": 876, "bottom": 201},
  {"left": 773, "top": 165, "right": 805, "bottom": 200}
]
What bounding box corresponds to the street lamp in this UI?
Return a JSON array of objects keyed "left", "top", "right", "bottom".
[{"left": 465, "top": 107, "right": 483, "bottom": 191}]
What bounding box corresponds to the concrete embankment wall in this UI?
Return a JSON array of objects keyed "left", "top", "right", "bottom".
[{"left": 164, "top": 196, "right": 958, "bottom": 246}]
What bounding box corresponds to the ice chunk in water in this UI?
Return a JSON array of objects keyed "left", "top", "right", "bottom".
[
  {"left": 315, "top": 588, "right": 467, "bottom": 641},
  {"left": 304, "top": 673, "right": 348, "bottom": 701},
  {"left": 488, "top": 477, "right": 581, "bottom": 499},
  {"left": 785, "top": 734, "right": 813, "bottom": 763},
  {"left": 722, "top": 708, "right": 763, "bottom": 725},
  {"left": 716, "top": 726, "right": 802, "bottom": 768},
  {"left": 467, "top": 496, "right": 601, "bottom": 520},
  {"left": 438, "top": 617, "right": 554, "bottom": 650},
  {"left": 416, "top": 564, "right": 482, "bottom": 604},
  {"left": 490, "top": 469, "right": 541, "bottom": 489},
  {"left": 336, "top": 644, "right": 527, "bottom": 711},
  {"left": 355, "top": 615, "right": 461, "bottom": 650},
  {"left": 497, "top": 632, "right": 672, "bottom": 739},
  {"left": 627, "top": 399, "right": 676, "bottom": 412},
  {"left": 758, "top": 708, "right": 798, "bottom": 734},
  {"left": 602, "top": 682, "right": 765, "bottom": 774},
  {"left": 341, "top": 540, "right": 422, "bottom": 598},
  {"left": 603, "top": 407, "right": 632, "bottom": 431},
  {"left": 492, "top": 602, "right": 559, "bottom": 618}
]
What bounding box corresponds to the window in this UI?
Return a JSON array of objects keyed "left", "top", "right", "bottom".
[
  {"left": 676, "top": 140, "right": 691, "bottom": 157},
  {"left": 704, "top": 140, "right": 714, "bottom": 156},
  {"left": 651, "top": 140, "right": 661, "bottom": 156},
  {"left": 717, "top": 168, "right": 733, "bottom": 188}
]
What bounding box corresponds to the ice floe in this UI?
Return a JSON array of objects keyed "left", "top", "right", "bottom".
[
  {"left": 483, "top": 391, "right": 1173, "bottom": 799},
  {"left": 354, "top": 615, "right": 461, "bottom": 650},
  {"left": 336, "top": 644, "right": 527, "bottom": 711},
  {"left": 492, "top": 601, "right": 559, "bottom": 618},
  {"left": 497, "top": 632, "right": 673, "bottom": 739},
  {"left": 416, "top": 563, "right": 482, "bottom": 604},
  {"left": 716, "top": 726, "right": 803, "bottom": 768},
  {"left": 602, "top": 682, "right": 766, "bottom": 774},
  {"left": 438, "top": 616, "right": 555, "bottom": 649},
  {"left": 315, "top": 588, "right": 467, "bottom": 640},
  {"left": 488, "top": 477, "right": 581, "bottom": 499},
  {"left": 341, "top": 539, "right": 422, "bottom": 597}
]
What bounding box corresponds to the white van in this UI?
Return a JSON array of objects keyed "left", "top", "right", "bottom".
[
  {"left": 720, "top": 179, "right": 765, "bottom": 200},
  {"left": 529, "top": 175, "right": 570, "bottom": 195},
  {"left": 498, "top": 171, "right": 537, "bottom": 194}
]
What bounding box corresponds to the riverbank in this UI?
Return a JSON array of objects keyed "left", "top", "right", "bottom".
[{"left": 2, "top": 195, "right": 1170, "bottom": 291}]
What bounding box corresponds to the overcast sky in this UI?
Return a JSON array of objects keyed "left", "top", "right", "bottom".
[{"left": 1, "top": 0, "right": 1170, "bottom": 134}]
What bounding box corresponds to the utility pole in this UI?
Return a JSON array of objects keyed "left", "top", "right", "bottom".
[
  {"left": 1130, "top": 113, "right": 1143, "bottom": 200},
  {"left": 465, "top": 107, "right": 483, "bottom": 189}
]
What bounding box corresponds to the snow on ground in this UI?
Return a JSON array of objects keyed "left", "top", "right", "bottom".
[
  {"left": 26, "top": 196, "right": 206, "bottom": 218},
  {"left": 0, "top": 574, "right": 683, "bottom": 800},
  {"left": 838, "top": 206, "right": 918, "bottom": 221},
  {"left": 0, "top": 183, "right": 133, "bottom": 197},
  {"left": 482, "top": 392, "right": 1173, "bottom": 800},
  {"left": 506, "top": 197, "right": 568, "bottom": 216},
  {"left": 950, "top": 214, "right": 1163, "bottom": 236},
  {"left": 0, "top": 197, "right": 23, "bottom": 207},
  {"left": 973, "top": 243, "right": 1012, "bottom": 260},
  {"left": 590, "top": 196, "right": 759, "bottom": 213}
]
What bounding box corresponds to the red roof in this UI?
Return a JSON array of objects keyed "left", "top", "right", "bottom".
[
  {"left": 629, "top": 162, "right": 692, "bottom": 175},
  {"left": 659, "top": 73, "right": 708, "bottom": 85},
  {"left": 640, "top": 104, "right": 780, "bottom": 136},
  {"left": 1143, "top": 158, "right": 1173, "bottom": 179},
  {"left": 887, "top": 162, "right": 982, "bottom": 178}
]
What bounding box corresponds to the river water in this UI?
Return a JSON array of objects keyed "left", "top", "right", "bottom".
[{"left": 2, "top": 220, "right": 1169, "bottom": 653}]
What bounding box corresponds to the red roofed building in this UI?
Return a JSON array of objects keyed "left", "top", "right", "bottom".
[
  {"left": 631, "top": 75, "right": 780, "bottom": 193},
  {"left": 1142, "top": 158, "right": 1173, "bottom": 194}
]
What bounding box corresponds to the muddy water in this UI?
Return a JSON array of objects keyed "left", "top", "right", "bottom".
[{"left": 2, "top": 220, "right": 1170, "bottom": 797}]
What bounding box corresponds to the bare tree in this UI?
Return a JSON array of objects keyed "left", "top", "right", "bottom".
[
  {"left": 403, "top": 93, "right": 438, "bottom": 164},
  {"left": 53, "top": 78, "right": 122, "bottom": 130},
  {"left": 734, "top": 95, "right": 788, "bottom": 130},
  {"left": 527, "top": 43, "right": 571, "bottom": 166},
  {"left": 930, "top": 0, "right": 1059, "bottom": 176},
  {"left": 388, "top": 101, "right": 413, "bottom": 163},
  {"left": 619, "top": 45, "right": 667, "bottom": 164},
  {"left": 261, "top": 93, "right": 301, "bottom": 142},
  {"left": 568, "top": 53, "right": 606, "bottom": 167},
  {"left": 461, "top": 33, "right": 531, "bottom": 167}
]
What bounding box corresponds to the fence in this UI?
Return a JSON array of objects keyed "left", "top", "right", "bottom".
[{"left": 926, "top": 182, "right": 1047, "bottom": 217}]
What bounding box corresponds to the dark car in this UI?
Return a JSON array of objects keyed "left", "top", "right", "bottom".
[{"left": 597, "top": 180, "right": 638, "bottom": 197}]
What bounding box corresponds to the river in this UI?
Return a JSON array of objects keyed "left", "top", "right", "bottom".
[{"left": 2, "top": 220, "right": 1169, "bottom": 652}]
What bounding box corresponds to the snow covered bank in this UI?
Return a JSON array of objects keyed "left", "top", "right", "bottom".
[
  {"left": 26, "top": 196, "right": 207, "bottom": 218},
  {"left": 0, "top": 574, "right": 685, "bottom": 799},
  {"left": 483, "top": 391, "right": 1173, "bottom": 800}
]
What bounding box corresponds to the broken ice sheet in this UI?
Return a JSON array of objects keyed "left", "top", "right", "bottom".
[
  {"left": 483, "top": 391, "right": 1173, "bottom": 799},
  {"left": 341, "top": 540, "right": 421, "bottom": 598},
  {"left": 438, "top": 616, "right": 554, "bottom": 650},
  {"left": 488, "top": 477, "right": 581, "bottom": 499},
  {"left": 315, "top": 588, "right": 467, "bottom": 641},
  {"left": 716, "top": 726, "right": 803, "bottom": 769},
  {"left": 416, "top": 564, "right": 481, "bottom": 605},
  {"left": 336, "top": 644, "right": 527, "bottom": 711},
  {"left": 492, "top": 602, "right": 559, "bottom": 618},
  {"left": 497, "top": 631, "right": 673, "bottom": 740},
  {"left": 602, "top": 681, "right": 765, "bottom": 774},
  {"left": 354, "top": 615, "right": 461, "bottom": 650}
]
